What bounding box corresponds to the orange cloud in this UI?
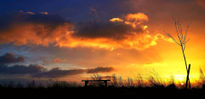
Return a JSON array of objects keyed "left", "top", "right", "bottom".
[
  {"left": 110, "top": 13, "right": 148, "bottom": 28},
  {"left": 0, "top": 23, "right": 72, "bottom": 46},
  {"left": 40, "top": 11, "right": 48, "bottom": 15},
  {"left": 0, "top": 12, "right": 172, "bottom": 51},
  {"left": 109, "top": 18, "right": 124, "bottom": 22},
  {"left": 53, "top": 58, "right": 66, "bottom": 63},
  {"left": 125, "top": 13, "right": 149, "bottom": 23}
]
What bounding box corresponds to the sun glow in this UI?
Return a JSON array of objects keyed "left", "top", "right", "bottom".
[{"left": 174, "top": 75, "right": 186, "bottom": 82}]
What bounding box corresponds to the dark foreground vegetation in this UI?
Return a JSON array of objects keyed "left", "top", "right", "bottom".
[
  {"left": 1, "top": 73, "right": 205, "bottom": 99},
  {"left": 1, "top": 82, "right": 205, "bottom": 99}
]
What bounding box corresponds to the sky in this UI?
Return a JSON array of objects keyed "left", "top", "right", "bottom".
[{"left": 0, "top": 0, "right": 205, "bottom": 84}]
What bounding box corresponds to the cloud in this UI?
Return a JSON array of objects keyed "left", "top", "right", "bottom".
[
  {"left": 0, "top": 63, "right": 114, "bottom": 78},
  {"left": 74, "top": 12, "right": 148, "bottom": 40},
  {"left": 34, "top": 66, "right": 114, "bottom": 78},
  {"left": 74, "top": 22, "right": 142, "bottom": 40},
  {"left": 40, "top": 11, "right": 49, "bottom": 15},
  {"left": 0, "top": 11, "right": 171, "bottom": 50},
  {"left": 33, "top": 68, "right": 85, "bottom": 78},
  {"left": 0, "top": 52, "right": 114, "bottom": 78},
  {"left": 64, "top": 13, "right": 171, "bottom": 50},
  {"left": 0, "top": 53, "right": 24, "bottom": 64},
  {"left": 125, "top": 13, "right": 149, "bottom": 24},
  {"left": 53, "top": 58, "right": 66, "bottom": 63},
  {"left": 87, "top": 67, "right": 114, "bottom": 73},
  {"left": 0, "top": 11, "right": 73, "bottom": 46},
  {"left": 0, "top": 64, "right": 45, "bottom": 74}
]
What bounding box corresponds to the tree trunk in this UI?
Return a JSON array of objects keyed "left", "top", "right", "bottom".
[{"left": 186, "top": 64, "right": 191, "bottom": 88}]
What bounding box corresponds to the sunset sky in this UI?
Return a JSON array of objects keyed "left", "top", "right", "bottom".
[{"left": 0, "top": 0, "right": 205, "bottom": 84}]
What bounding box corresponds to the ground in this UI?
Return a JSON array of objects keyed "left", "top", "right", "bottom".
[{"left": 1, "top": 87, "right": 205, "bottom": 99}]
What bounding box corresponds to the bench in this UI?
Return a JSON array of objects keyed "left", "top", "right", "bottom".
[{"left": 82, "top": 80, "right": 110, "bottom": 87}]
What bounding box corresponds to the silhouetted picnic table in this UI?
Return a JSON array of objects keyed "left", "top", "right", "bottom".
[{"left": 82, "top": 80, "right": 110, "bottom": 87}]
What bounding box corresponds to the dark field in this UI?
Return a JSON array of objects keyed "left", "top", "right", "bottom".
[{"left": 1, "top": 86, "right": 205, "bottom": 99}]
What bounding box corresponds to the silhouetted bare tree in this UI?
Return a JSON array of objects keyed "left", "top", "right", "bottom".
[
  {"left": 91, "top": 74, "right": 102, "bottom": 80},
  {"left": 167, "top": 19, "right": 191, "bottom": 88}
]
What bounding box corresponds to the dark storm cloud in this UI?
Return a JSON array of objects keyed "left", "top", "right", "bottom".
[
  {"left": 0, "top": 10, "right": 146, "bottom": 47},
  {"left": 0, "top": 10, "right": 154, "bottom": 51},
  {"left": 0, "top": 11, "right": 73, "bottom": 46},
  {"left": 74, "top": 22, "right": 144, "bottom": 40},
  {"left": 0, "top": 63, "right": 82, "bottom": 77},
  {"left": 34, "top": 66, "right": 114, "bottom": 78},
  {"left": 0, "top": 63, "right": 114, "bottom": 78},
  {"left": 0, "top": 52, "right": 114, "bottom": 78},
  {"left": 0, "top": 64, "right": 44, "bottom": 74},
  {"left": 0, "top": 53, "right": 24, "bottom": 64},
  {"left": 0, "top": 11, "right": 70, "bottom": 31},
  {"left": 33, "top": 68, "right": 85, "bottom": 78},
  {"left": 87, "top": 67, "right": 114, "bottom": 73}
]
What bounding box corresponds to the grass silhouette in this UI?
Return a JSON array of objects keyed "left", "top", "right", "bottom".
[{"left": 1, "top": 72, "right": 205, "bottom": 98}]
